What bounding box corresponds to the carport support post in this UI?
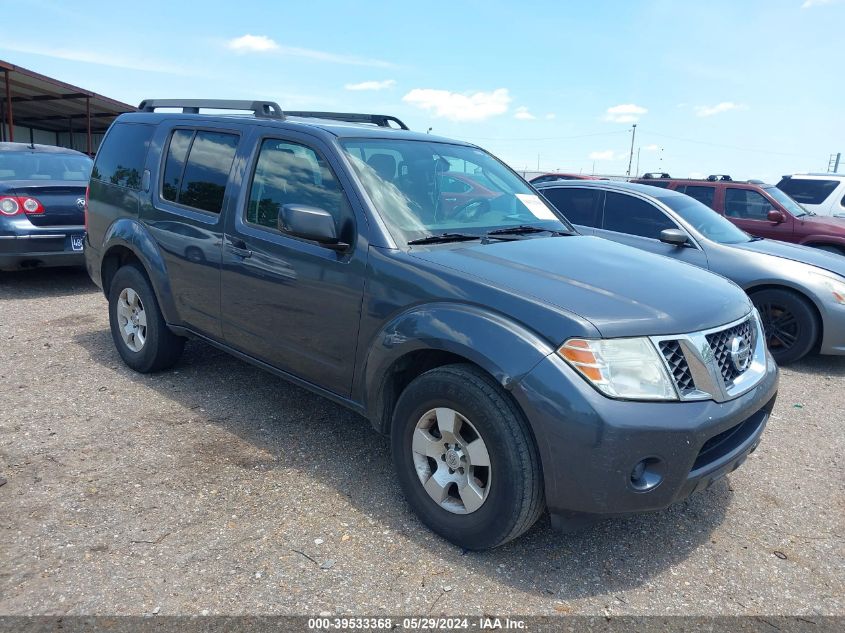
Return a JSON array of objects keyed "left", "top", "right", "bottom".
[
  {"left": 86, "top": 96, "right": 92, "bottom": 155},
  {"left": 4, "top": 69, "right": 12, "bottom": 142}
]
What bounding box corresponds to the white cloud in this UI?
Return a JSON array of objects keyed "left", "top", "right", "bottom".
[
  {"left": 225, "top": 34, "right": 393, "bottom": 67},
  {"left": 694, "top": 101, "right": 748, "bottom": 117},
  {"left": 589, "top": 150, "right": 617, "bottom": 161},
  {"left": 643, "top": 144, "right": 660, "bottom": 151},
  {"left": 545, "top": 113, "right": 556, "bottom": 120},
  {"left": 227, "top": 34, "right": 279, "bottom": 52},
  {"left": 514, "top": 106, "right": 536, "bottom": 120},
  {"left": 604, "top": 103, "right": 648, "bottom": 123},
  {"left": 402, "top": 88, "right": 511, "bottom": 121},
  {"left": 0, "top": 41, "right": 187, "bottom": 75},
  {"left": 345, "top": 80, "right": 396, "bottom": 91},
  {"left": 801, "top": 0, "right": 835, "bottom": 8}
]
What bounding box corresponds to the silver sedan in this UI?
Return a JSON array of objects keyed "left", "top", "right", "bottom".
[{"left": 535, "top": 180, "right": 845, "bottom": 364}]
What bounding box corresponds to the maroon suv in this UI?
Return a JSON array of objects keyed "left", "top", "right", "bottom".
[{"left": 632, "top": 174, "right": 845, "bottom": 256}]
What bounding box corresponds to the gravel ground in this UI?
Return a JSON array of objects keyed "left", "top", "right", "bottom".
[{"left": 0, "top": 267, "right": 843, "bottom": 617}]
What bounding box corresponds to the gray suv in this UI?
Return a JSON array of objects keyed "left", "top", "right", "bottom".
[{"left": 84, "top": 100, "right": 778, "bottom": 549}]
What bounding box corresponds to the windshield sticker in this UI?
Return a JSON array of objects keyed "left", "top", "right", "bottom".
[{"left": 516, "top": 194, "right": 558, "bottom": 220}]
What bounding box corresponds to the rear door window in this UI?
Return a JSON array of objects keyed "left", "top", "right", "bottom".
[
  {"left": 160, "top": 129, "right": 239, "bottom": 213},
  {"left": 678, "top": 185, "right": 716, "bottom": 208},
  {"left": 91, "top": 123, "right": 154, "bottom": 189},
  {"left": 541, "top": 187, "right": 602, "bottom": 227},
  {"left": 724, "top": 188, "right": 773, "bottom": 220},
  {"left": 601, "top": 191, "right": 677, "bottom": 238},
  {"left": 776, "top": 178, "right": 839, "bottom": 205}
]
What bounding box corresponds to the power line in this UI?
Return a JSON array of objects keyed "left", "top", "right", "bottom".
[
  {"left": 457, "top": 130, "right": 628, "bottom": 142},
  {"left": 646, "top": 130, "right": 816, "bottom": 159}
]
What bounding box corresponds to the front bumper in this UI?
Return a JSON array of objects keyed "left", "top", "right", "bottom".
[
  {"left": 0, "top": 223, "right": 85, "bottom": 270},
  {"left": 817, "top": 301, "right": 845, "bottom": 355},
  {"left": 512, "top": 349, "right": 779, "bottom": 528}
]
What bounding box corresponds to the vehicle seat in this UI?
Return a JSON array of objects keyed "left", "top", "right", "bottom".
[{"left": 366, "top": 153, "right": 397, "bottom": 182}]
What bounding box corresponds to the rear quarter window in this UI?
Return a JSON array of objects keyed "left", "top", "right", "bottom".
[
  {"left": 776, "top": 178, "right": 839, "bottom": 205},
  {"left": 92, "top": 123, "right": 154, "bottom": 189}
]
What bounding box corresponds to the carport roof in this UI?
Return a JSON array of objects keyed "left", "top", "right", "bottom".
[{"left": 1, "top": 59, "right": 135, "bottom": 136}]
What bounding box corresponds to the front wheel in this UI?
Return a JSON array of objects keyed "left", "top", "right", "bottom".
[
  {"left": 391, "top": 364, "right": 544, "bottom": 550},
  {"left": 108, "top": 264, "right": 185, "bottom": 373},
  {"left": 750, "top": 288, "right": 818, "bottom": 365}
]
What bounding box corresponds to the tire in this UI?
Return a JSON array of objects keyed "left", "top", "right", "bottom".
[
  {"left": 750, "top": 288, "right": 819, "bottom": 365},
  {"left": 391, "top": 364, "right": 544, "bottom": 550},
  {"left": 108, "top": 263, "right": 185, "bottom": 373}
]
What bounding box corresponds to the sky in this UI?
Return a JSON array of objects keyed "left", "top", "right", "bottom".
[{"left": 1, "top": 0, "right": 843, "bottom": 181}]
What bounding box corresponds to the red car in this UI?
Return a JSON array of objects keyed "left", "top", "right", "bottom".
[
  {"left": 632, "top": 174, "right": 845, "bottom": 256},
  {"left": 438, "top": 172, "right": 502, "bottom": 217},
  {"left": 530, "top": 173, "right": 608, "bottom": 184}
]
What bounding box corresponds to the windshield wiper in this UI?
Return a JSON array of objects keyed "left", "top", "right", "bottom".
[
  {"left": 749, "top": 236, "right": 765, "bottom": 241},
  {"left": 407, "top": 232, "right": 482, "bottom": 245},
  {"left": 486, "top": 224, "right": 571, "bottom": 237}
]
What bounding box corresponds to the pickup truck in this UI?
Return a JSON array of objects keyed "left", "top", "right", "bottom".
[{"left": 84, "top": 100, "right": 778, "bottom": 549}]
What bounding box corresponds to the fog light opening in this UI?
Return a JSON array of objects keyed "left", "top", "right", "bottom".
[{"left": 630, "top": 457, "right": 663, "bottom": 492}]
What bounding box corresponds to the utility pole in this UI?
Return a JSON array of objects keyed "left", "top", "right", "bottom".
[
  {"left": 829, "top": 153, "right": 841, "bottom": 173},
  {"left": 626, "top": 124, "right": 637, "bottom": 176},
  {"left": 635, "top": 147, "right": 641, "bottom": 178}
]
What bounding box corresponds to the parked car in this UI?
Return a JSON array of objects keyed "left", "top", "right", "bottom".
[
  {"left": 536, "top": 180, "right": 845, "bottom": 364},
  {"left": 0, "top": 142, "right": 92, "bottom": 271},
  {"left": 632, "top": 173, "right": 845, "bottom": 256},
  {"left": 777, "top": 173, "right": 845, "bottom": 218},
  {"left": 529, "top": 173, "right": 608, "bottom": 184},
  {"left": 84, "top": 99, "right": 777, "bottom": 549}
]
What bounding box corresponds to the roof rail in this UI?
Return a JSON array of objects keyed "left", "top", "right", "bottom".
[
  {"left": 641, "top": 172, "right": 671, "bottom": 179},
  {"left": 285, "top": 111, "right": 409, "bottom": 130},
  {"left": 706, "top": 174, "right": 732, "bottom": 181},
  {"left": 137, "top": 99, "right": 284, "bottom": 119}
]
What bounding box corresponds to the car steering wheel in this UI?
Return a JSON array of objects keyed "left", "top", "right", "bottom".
[{"left": 453, "top": 197, "right": 492, "bottom": 223}]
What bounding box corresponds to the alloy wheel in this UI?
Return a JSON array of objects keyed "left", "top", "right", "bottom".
[
  {"left": 116, "top": 287, "right": 147, "bottom": 352},
  {"left": 411, "top": 407, "right": 492, "bottom": 514}
]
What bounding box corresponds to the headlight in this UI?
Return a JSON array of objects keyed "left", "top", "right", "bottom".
[
  {"left": 558, "top": 337, "right": 677, "bottom": 400},
  {"left": 810, "top": 271, "right": 845, "bottom": 305}
]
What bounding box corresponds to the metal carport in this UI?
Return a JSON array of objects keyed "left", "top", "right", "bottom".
[{"left": 1, "top": 59, "right": 135, "bottom": 155}]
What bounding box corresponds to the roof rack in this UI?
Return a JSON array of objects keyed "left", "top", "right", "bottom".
[
  {"left": 641, "top": 172, "right": 671, "bottom": 179},
  {"left": 285, "top": 111, "right": 409, "bottom": 130},
  {"left": 137, "top": 99, "right": 284, "bottom": 119},
  {"left": 706, "top": 174, "right": 732, "bottom": 181}
]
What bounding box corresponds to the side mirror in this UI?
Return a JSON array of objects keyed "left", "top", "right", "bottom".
[
  {"left": 659, "top": 228, "right": 690, "bottom": 247},
  {"left": 767, "top": 210, "right": 786, "bottom": 224},
  {"left": 279, "top": 204, "right": 348, "bottom": 251}
]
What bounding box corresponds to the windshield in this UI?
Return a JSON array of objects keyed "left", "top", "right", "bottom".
[
  {"left": 0, "top": 151, "right": 92, "bottom": 181},
  {"left": 339, "top": 139, "right": 572, "bottom": 243},
  {"left": 765, "top": 186, "right": 810, "bottom": 217},
  {"left": 659, "top": 194, "right": 751, "bottom": 244}
]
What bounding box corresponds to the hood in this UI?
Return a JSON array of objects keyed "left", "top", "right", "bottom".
[
  {"left": 799, "top": 214, "right": 845, "bottom": 232},
  {"left": 732, "top": 239, "right": 845, "bottom": 277},
  {"left": 411, "top": 235, "right": 751, "bottom": 338}
]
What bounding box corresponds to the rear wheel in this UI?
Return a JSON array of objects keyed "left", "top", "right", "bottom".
[
  {"left": 391, "top": 364, "right": 544, "bottom": 550},
  {"left": 108, "top": 264, "right": 185, "bottom": 373},
  {"left": 750, "top": 288, "right": 818, "bottom": 364}
]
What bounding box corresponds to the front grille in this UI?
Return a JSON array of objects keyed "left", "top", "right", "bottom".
[
  {"left": 659, "top": 340, "right": 696, "bottom": 395},
  {"left": 705, "top": 318, "right": 755, "bottom": 386}
]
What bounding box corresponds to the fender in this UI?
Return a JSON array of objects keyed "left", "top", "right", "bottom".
[
  {"left": 360, "top": 301, "right": 564, "bottom": 425},
  {"left": 99, "top": 217, "right": 181, "bottom": 326}
]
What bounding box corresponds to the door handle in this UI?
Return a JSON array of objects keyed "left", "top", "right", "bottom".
[{"left": 225, "top": 237, "right": 253, "bottom": 258}]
